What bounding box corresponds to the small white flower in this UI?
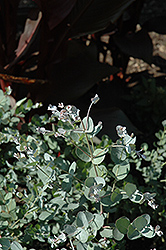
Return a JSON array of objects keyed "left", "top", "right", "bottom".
[
  {"left": 54, "top": 132, "right": 61, "bottom": 138},
  {"left": 155, "top": 225, "right": 163, "bottom": 237},
  {"left": 14, "top": 152, "right": 26, "bottom": 159},
  {"left": 67, "top": 106, "right": 80, "bottom": 121},
  {"left": 13, "top": 136, "right": 20, "bottom": 145},
  {"left": 71, "top": 114, "right": 80, "bottom": 122},
  {"left": 58, "top": 102, "right": 64, "bottom": 108},
  {"left": 36, "top": 127, "right": 46, "bottom": 134},
  {"left": 34, "top": 102, "right": 43, "bottom": 108},
  {"left": 48, "top": 104, "right": 57, "bottom": 112},
  {"left": 148, "top": 199, "right": 158, "bottom": 210},
  {"left": 98, "top": 121, "right": 102, "bottom": 126},
  {"left": 48, "top": 233, "right": 66, "bottom": 248},
  {"left": 65, "top": 105, "right": 72, "bottom": 112},
  {"left": 116, "top": 125, "right": 128, "bottom": 138},
  {"left": 13, "top": 153, "right": 19, "bottom": 159},
  {"left": 59, "top": 109, "right": 69, "bottom": 122},
  {"left": 91, "top": 94, "right": 100, "bottom": 104},
  {"left": 143, "top": 192, "right": 158, "bottom": 209},
  {"left": 58, "top": 232, "right": 66, "bottom": 242},
  {"left": 5, "top": 86, "right": 12, "bottom": 95}
]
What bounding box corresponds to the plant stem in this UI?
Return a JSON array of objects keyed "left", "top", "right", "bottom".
[{"left": 81, "top": 120, "right": 98, "bottom": 176}]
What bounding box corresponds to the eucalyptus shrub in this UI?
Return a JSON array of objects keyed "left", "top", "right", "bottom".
[
  {"left": 131, "top": 120, "right": 166, "bottom": 183},
  {"left": 0, "top": 89, "right": 163, "bottom": 250}
]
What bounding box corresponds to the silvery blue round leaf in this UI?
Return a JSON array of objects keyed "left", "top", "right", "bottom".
[
  {"left": 79, "top": 116, "right": 94, "bottom": 133},
  {"left": 64, "top": 224, "right": 77, "bottom": 236},
  {"left": 76, "top": 228, "right": 89, "bottom": 243}
]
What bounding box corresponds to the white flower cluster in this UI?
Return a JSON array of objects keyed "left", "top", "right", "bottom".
[
  {"left": 48, "top": 233, "right": 66, "bottom": 248},
  {"left": 13, "top": 136, "right": 34, "bottom": 160},
  {"left": 116, "top": 125, "right": 147, "bottom": 159},
  {"left": 148, "top": 199, "right": 158, "bottom": 210},
  {"left": 155, "top": 225, "right": 163, "bottom": 237},
  {"left": 14, "top": 152, "right": 26, "bottom": 160},
  {"left": 36, "top": 126, "right": 61, "bottom": 137},
  {"left": 144, "top": 192, "right": 158, "bottom": 210},
  {"left": 36, "top": 127, "right": 53, "bottom": 135},
  {"left": 116, "top": 125, "right": 136, "bottom": 154},
  {"left": 48, "top": 103, "right": 80, "bottom": 123},
  {"left": 116, "top": 125, "right": 128, "bottom": 138}
]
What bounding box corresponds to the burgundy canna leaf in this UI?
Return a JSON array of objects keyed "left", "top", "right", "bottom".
[
  {"left": 34, "top": 0, "right": 77, "bottom": 30},
  {"left": 15, "top": 11, "right": 42, "bottom": 58}
]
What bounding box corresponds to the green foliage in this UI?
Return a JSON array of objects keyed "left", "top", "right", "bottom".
[
  {"left": 0, "top": 91, "right": 164, "bottom": 249},
  {"left": 130, "top": 119, "right": 166, "bottom": 183}
]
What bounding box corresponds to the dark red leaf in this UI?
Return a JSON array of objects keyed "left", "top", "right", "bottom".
[
  {"left": 0, "top": 79, "right": 11, "bottom": 92},
  {"left": 32, "top": 40, "right": 119, "bottom": 103},
  {"left": 34, "top": 0, "right": 77, "bottom": 30},
  {"left": 15, "top": 11, "right": 42, "bottom": 58},
  {"left": 5, "top": 8, "right": 42, "bottom": 71},
  {"left": 142, "top": 16, "right": 166, "bottom": 34},
  {"left": 113, "top": 28, "right": 153, "bottom": 64},
  {"left": 36, "top": 0, "right": 135, "bottom": 72},
  {"left": 0, "top": 0, "right": 20, "bottom": 65}
]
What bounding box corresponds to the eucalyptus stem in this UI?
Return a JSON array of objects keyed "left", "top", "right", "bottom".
[
  {"left": 69, "top": 239, "right": 75, "bottom": 250},
  {"left": 81, "top": 119, "right": 98, "bottom": 176},
  {"left": 111, "top": 179, "right": 117, "bottom": 193},
  {"left": 90, "top": 137, "right": 95, "bottom": 151}
]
